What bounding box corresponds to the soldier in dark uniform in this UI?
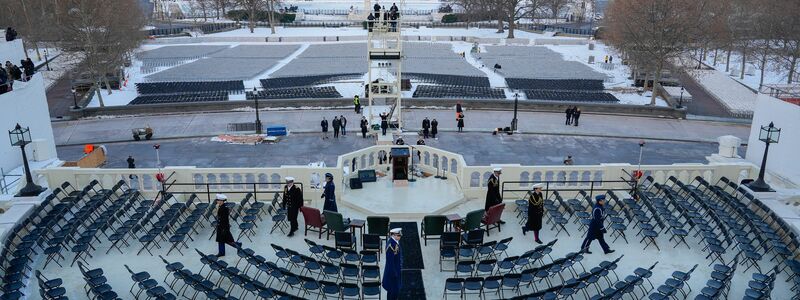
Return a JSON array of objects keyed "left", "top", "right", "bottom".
[
  {"left": 383, "top": 228, "right": 403, "bottom": 300},
  {"left": 580, "top": 195, "right": 615, "bottom": 254},
  {"left": 360, "top": 116, "right": 369, "bottom": 138},
  {"left": 380, "top": 112, "right": 389, "bottom": 135},
  {"left": 321, "top": 173, "right": 337, "bottom": 212},
  {"left": 431, "top": 119, "right": 438, "bottom": 139},
  {"left": 522, "top": 184, "right": 544, "bottom": 244},
  {"left": 214, "top": 194, "right": 241, "bottom": 257},
  {"left": 485, "top": 168, "right": 502, "bottom": 210},
  {"left": 565, "top": 107, "right": 573, "bottom": 125},
  {"left": 283, "top": 177, "right": 304, "bottom": 237},
  {"left": 422, "top": 117, "right": 430, "bottom": 139}
]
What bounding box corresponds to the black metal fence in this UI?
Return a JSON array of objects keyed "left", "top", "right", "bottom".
[
  {"left": 501, "top": 179, "right": 635, "bottom": 201},
  {"left": 227, "top": 122, "right": 262, "bottom": 132},
  {"left": 164, "top": 182, "right": 304, "bottom": 203},
  {"left": 525, "top": 24, "right": 596, "bottom": 36},
  {"left": 145, "top": 23, "right": 239, "bottom": 37}
]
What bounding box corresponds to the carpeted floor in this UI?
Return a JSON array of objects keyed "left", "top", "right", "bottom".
[{"left": 390, "top": 221, "right": 426, "bottom": 299}]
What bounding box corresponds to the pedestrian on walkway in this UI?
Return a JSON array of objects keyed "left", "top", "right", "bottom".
[
  {"left": 380, "top": 112, "right": 389, "bottom": 135},
  {"left": 360, "top": 116, "right": 368, "bottom": 138},
  {"left": 23, "top": 58, "right": 34, "bottom": 80},
  {"left": 573, "top": 107, "right": 581, "bottom": 126},
  {"left": 214, "top": 194, "right": 242, "bottom": 257},
  {"left": 431, "top": 119, "right": 438, "bottom": 139},
  {"left": 422, "top": 117, "right": 430, "bottom": 138},
  {"left": 456, "top": 112, "right": 464, "bottom": 132},
  {"left": 283, "top": 177, "right": 303, "bottom": 237},
  {"left": 383, "top": 228, "right": 403, "bottom": 300},
  {"left": 333, "top": 116, "right": 341, "bottom": 138},
  {"left": 565, "top": 107, "right": 573, "bottom": 125},
  {"left": 320, "top": 117, "right": 329, "bottom": 139},
  {"left": 321, "top": 173, "right": 337, "bottom": 212},
  {"left": 340, "top": 115, "right": 347, "bottom": 136},
  {"left": 521, "top": 183, "right": 544, "bottom": 244},
  {"left": 580, "top": 195, "right": 615, "bottom": 255},
  {"left": 127, "top": 156, "right": 136, "bottom": 169},
  {"left": 353, "top": 95, "right": 361, "bottom": 113}
]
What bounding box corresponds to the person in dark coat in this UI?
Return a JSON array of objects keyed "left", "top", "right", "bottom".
[
  {"left": 416, "top": 138, "right": 425, "bottom": 145},
  {"left": 522, "top": 184, "right": 544, "bottom": 244},
  {"left": 0, "top": 68, "right": 8, "bottom": 94},
  {"left": 332, "top": 116, "right": 341, "bottom": 139},
  {"left": 380, "top": 112, "right": 389, "bottom": 135},
  {"left": 5, "top": 27, "right": 17, "bottom": 42},
  {"left": 321, "top": 173, "right": 337, "bottom": 212},
  {"left": 485, "top": 168, "right": 502, "bottom": 211},
  {"left": 127, "top": 156, "right": 136, "bottom": 169},
  {"left": 565, "top": 107, "right": 573, "bottom": 125},
  {"left": 340, "top": 115, "right": 347, "bottom": 136},
  {"left": 422, "top": 117, "right": 430, "bottom": 139},
  {"left": 573, "top": 107, "right": 581, "bottom": 126},
  {"left": 21, "top": 59, "right": 32, "bottom": 81},
  {"left": 456, "top": 113, "right": 464, "bottom": 132},
  {"left": 214, "top": 194, "right": 241, "bottom": 257},
  {"left": 580, "top": 195, "right": 615, "bottom": 254},
  {"left": 431, "top": 119, "right": 438, "bottom": 139},
  {"left": 383, "top": 228, "right": 403, "bottom": 300},
  {"left": 321, "top": 117, "right": 329, "bottom": 139},
  {"left": 360, "top": 116, "right": 368, "bottom": 138},
  {"left": 283, "top": 177, "right": 304, "bottom": 237}
]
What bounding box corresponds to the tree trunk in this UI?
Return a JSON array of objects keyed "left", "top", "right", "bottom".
[
  {"left": 95, "top": 82, "right": 105, "bottom": 107},
  {"left": 651, "top": 63, "right": 663, "bottom": 105},
  {"left": 248, "top": 8, "right": 256, "bottom": 33},
  {"left": 759, "top": 53, "right": 767, "bottom": 88},
  {"left": 725, "top": 48, "right": 732, "bottom": 72},
  {"left": 713, "top": 49, "right": 718, "bottom": 66},
  {"left": 103, "top": 75, "right": 113, "bottom": 95},
  {"left": 268, "top": 0, "right": 276, "bottom": 34},
  {"left": 203, "top": 7, "right": 208, "bottom": 22},
  {"left": 496, "top": 18, "right": 504, "bottom": 33},
  {"left": 507, "top": 18, "right": 515, "bottom": 38},
  {"left": 740, "top": 49, "right": 746, "bottom": 79},
  {"left": 789, "top": 55, "right": 797, "bottom": 84}
]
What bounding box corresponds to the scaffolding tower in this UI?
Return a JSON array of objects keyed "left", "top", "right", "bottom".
[{"left": 366, "top": 7, "right": 404, "bottom": 132}]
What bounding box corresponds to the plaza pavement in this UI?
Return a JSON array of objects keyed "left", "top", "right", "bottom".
[{"left": 52, "top": 108, "right": 751, "bottom": 146}]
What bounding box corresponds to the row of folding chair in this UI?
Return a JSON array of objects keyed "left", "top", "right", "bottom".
[
  {"left": 695, "top": 257, "right": 738, "bottom": 299},
  {"left": 271, "top": 243, "right": 380, "bottom": 284},
  {"left": 588, "top": 259, "right": 655, "bottom": 300},
  {"left": 166, "top": 195, "right": 212, "bottom": 255},
  {"left": 69, "top": 188, "right": 142, "bottom": 267},
  {"left": 742, "top": 267, "right": 779, "bottom": 300},
  {"left": 36, "top": 271, "right": 67, "bottom": 300},
  {"left": 78, "top": 261, "right": 122, "bottom": 300},
  {"left": 138, "top": 194, "right": 194, "bottom": 255},
  {"left": 542, "top": 192, "right": 572, "bottom": 237},
  {"left": 301, "top": 240, "right": 380, "bottom": 269},
  {"left": 124, "top": 264, "right": 175, "bottom": 299},
  {"left": 648, "top": 264, "right": 698, "bottom": 299},
  {"left": 439, "top": 232, "right": 514, "bottom": 271},
  {"left": 503, "top": 255, "right": 624, "bottom": 299},
  {"left": 103, "top": 192, "right": 162, "bottom": 255}
]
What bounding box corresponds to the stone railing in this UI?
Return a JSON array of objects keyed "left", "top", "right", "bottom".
[{"left": 38, "top": 145, "right": 756, "bottom": 204}]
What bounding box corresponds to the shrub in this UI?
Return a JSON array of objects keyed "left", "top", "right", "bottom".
[{"left": 226, "top": 9, "right": 295, "bottom": 23}]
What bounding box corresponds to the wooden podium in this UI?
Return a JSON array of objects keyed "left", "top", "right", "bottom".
[{"left": 390, "top": 147, "right": 410, "bottom": 185}]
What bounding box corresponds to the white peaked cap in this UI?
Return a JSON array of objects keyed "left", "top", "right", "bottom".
[
  {"left": 285, "top": 176, "right": 295, "bottom": 181},
  {"left": 532, "top": 183, "right": 544, "bottom": 189},
  {"left": 390, "top": 228, "right": 403, "bottom": 234},
  {"left": 493, "top": 167, "right": 502, "bottom": 172},
  {"left": 215, "top": 194, "right": 227, "bottom": 200}
]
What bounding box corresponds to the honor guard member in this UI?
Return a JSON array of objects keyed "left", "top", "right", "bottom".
[
  {"left": 383, "top": 228, "right": 403, "bottom": 300},
  {"left": 283, "top": 177, "right": 304, "bottom": 237},
  {"left": 580, "top": 195, "right": 615, "bottom": 254},
  {"left": 485, "top": 167, "right": 505, "bottom": 224},
  {"left": 214, "top": 194, "right": 241, "bottom": 257},
  {"left": 321, "top": 173, "right": 337, "bottom": 212},
  {"left": 522, "top": 183, "right": 545, "bottom": 244}
]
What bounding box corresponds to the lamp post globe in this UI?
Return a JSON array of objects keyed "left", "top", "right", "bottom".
[{"left": 9, "top": 124, "right": 45, "bottom": 197}]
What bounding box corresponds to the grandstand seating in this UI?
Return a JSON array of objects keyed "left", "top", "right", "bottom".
[
  {"left": 404, "top": 73, "right": 491, "bottom": 87},
  {"left": 246, "top": 86, "right": 342, "bottom": 100},
  {"left": 135, "top": 81, "right": 245, "bottom": 95},
  {"left": 525, "top": 90, "right": 620, "bottom": 103},
  {"left": 507, "top": 78, "right": 605, "bottom": 91},
  {"left": 413, "top": 85, "right": 504, "bottom": 99},
  {"left": 129, "top": 91, "right": 229, "bottom": 105},
  {"left": 260, "top": 74, "right": 363, "bottom": 89}
]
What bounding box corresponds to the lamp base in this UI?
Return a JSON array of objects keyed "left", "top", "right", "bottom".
[
  {"left": 15, "top": 182, "right": 45, "bottom": 197},
  {"left": 746, "top": 180, "right": 775, "bottom": 192}
]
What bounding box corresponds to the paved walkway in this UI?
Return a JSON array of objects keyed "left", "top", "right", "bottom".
[{"left": 51, "top": 108, "right": 751, "bottom": 146}]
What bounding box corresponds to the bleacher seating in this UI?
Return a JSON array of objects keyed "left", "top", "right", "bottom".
[
  {"left": 524, "top": 90, "right": 620, "bottom": 103},
  {"left": 135, "top": 81, "right": 245, "bottom": 95},
  {"left": 246, "top": 86, "right": 342, "bottom": 100},
  {"left": 129, "top": 91, "right": 229, "bottom": 105},
  {"left": 405, "top": 73, "right": 491, "bottom": 87},
  {"left": 260, "top": 74, "right": 363, "bottom": 89},
  {"left": 413, "top": 85, "right": 504, "bottom": 99},
  {"left": 507, "top": 78, "right": 604, "bottom": 91}
]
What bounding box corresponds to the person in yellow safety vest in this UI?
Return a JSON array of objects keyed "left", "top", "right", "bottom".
[{"left": 353, "top": 95, "right": 361, "bottom": 113}]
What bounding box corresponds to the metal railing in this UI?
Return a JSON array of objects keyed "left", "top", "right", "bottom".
[
  {"left": 0, "top": 168, "right": 22, "bottom": 195},
  {"left": 524, "top": 24, "right": 596, "bottom": 36},
  {"left": 501, "top": 179, "right": 636, "bottom": 201},
  {"left": 163, "top": 182, "right": 303, "bottom": 203}
]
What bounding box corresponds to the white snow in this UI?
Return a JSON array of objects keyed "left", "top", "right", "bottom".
[
  {"left": 611, "top": 91, "right": 668, "bottom": 106},
  {"left": 86, "top": 88, "right": 140, "bottom": 107}
]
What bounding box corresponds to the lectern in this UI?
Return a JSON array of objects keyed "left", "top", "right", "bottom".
[{"left": 390, "top": 147, "right": 410, "bottom": 181}]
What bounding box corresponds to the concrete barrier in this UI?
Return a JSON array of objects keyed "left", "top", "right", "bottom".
[
  {"left": 77, "top": 98, "right": 687, "bottom": 119},
  {"left": 533, "top": 38, "right": 588, "bottom": 45},
  {"left": 505, "top": 38, "right": 530, "bottom": 45}
]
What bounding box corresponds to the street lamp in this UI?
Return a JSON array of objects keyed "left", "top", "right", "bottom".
[
  {"left": 747, "top": 122, "right": 780, "bottom": 192},
  {"left": 253, "top": 87, "right": 262, "bottom": 134},
  {"left": 677, "top": 87, "right": 685, "bottom": 108},
  {"left": 512, "top": 93, "right": 519, "bottom": 131},
  {"left": 71, "top": 87, "right": 79, "bottom": 109},
  {"left": 9, "top": 124, "right": 44, "bottom": 197}
]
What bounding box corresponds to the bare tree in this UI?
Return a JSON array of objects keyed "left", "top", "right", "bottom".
[
  {"left": 771, "top": 0, "right": 800, "bottom": 83},
  {"left": 606, "top": 0, "right": 710, "bottom": 105},
  {"left": 544, "top": 0, "right": 569, "bottom": 21},
  {"left": 236, "top": 0, "right": 266, "bottom": 33},
  {"left": 56, "top": 0, "right": 144, "bottom": 106},
  {"left": 196, "top": 0, "right": 212, "bottom": 21}
]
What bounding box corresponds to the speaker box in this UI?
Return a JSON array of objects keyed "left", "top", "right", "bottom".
[{"left": 350, "top": 177, "right": 363, "bottom": 189}]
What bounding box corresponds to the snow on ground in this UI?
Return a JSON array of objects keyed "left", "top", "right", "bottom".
[
  {"left": 38, "top": 52, "right": 83, "bottom": 90},
  {"left": 87, "top": 88, "right": 139, "bottom": 107},
  {"left": 611, "top": 91, "right": 668, "bottom": 106},
  {"left": 543, "top": 43, "right": 630, "bottom": 87},
  {"left": 205, "top": 26, "right": 580, "bottom": 40},
  {"left": 702, "top": 52, "right": 793, "bottom": 91}
]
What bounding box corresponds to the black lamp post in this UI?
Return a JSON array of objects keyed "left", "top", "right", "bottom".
[
  {"left": 747, "top": 122, "right": 780, "bottom": 192},
  {"left": 9, "top": 124, "right": 44, "bottom": 197},
  {"left": 71, "top": 87, "right": 80, "bottom": 109},
  {"left": 678, "top": 87, "right": 685, "bottom": 108},
  {"left": 253, "top": 87, "right": 262, "bottom": 134},
  {"left": 512, "top": 93, "right": 519, "bottom": 131}
]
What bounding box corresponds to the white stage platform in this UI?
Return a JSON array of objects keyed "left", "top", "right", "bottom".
[{"left": 342, "top": 175, "right": 466, "bottom": 218}]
